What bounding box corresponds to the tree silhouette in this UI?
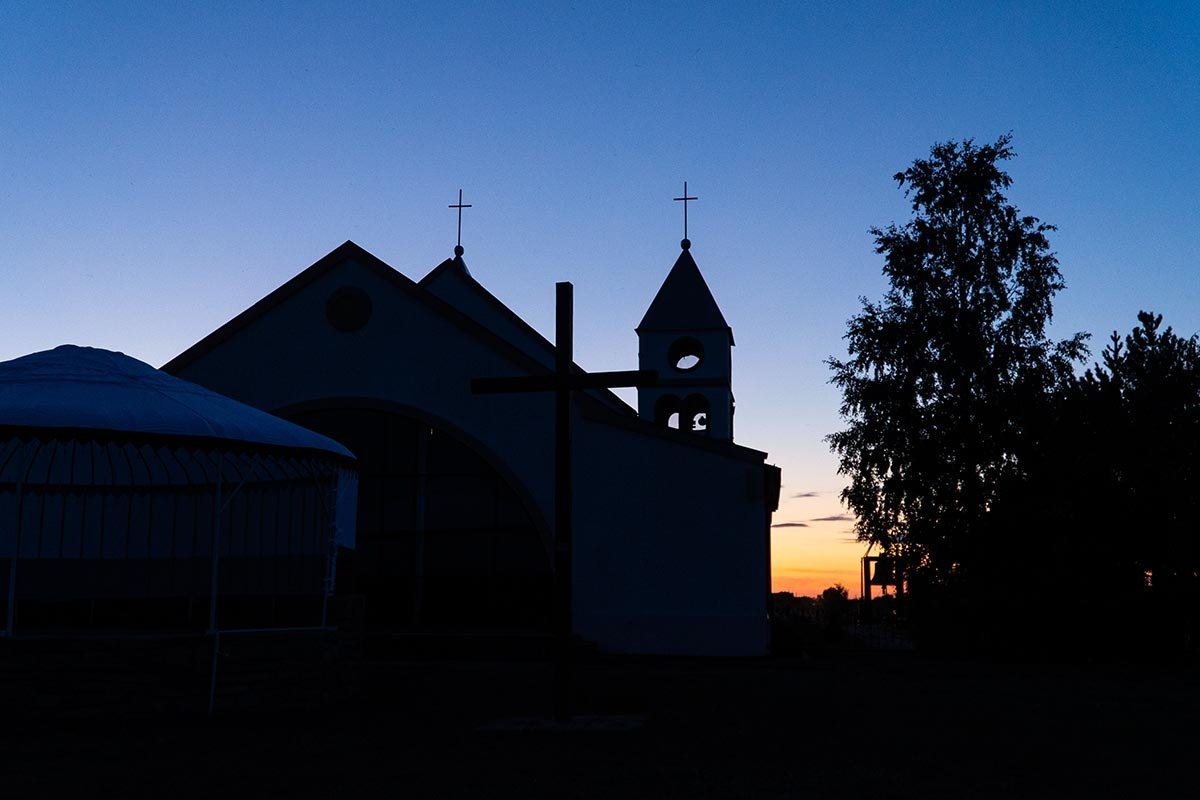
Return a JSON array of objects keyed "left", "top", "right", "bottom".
[
  {"left": 827, "top": 135, "right": 1087, "bottom": 600},
  {"left": 820, "top": 584, "right": 851, "bottom": 637},
  {"left": 974, "top": 310, "right": 1200, "bottom": 653},
  {"left": 1085, "top": 312, "right": 1200, "bottom": 645}
]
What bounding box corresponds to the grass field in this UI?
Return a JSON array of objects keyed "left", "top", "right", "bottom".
[{"left": 2, "top": 640, "right": 1196, "bottom": 799}]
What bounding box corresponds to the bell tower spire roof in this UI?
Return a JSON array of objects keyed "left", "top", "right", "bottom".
[{"left": 636, "top": 247, "right": 734, "bottom": 345}]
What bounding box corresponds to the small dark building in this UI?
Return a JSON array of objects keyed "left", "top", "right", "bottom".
[{"left": 0, "top": 346, "right": 356, "bottom": 635}]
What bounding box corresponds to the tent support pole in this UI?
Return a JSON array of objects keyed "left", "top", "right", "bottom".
[
  {"left": 6, "top": 481, "right": 22, "bottom": 638},
  {"left": 320, "top": 479, "right": 334, "bottom": 629},
  {"left": 319, "top": 471, "right": 342, "bottom": 630},
  {"left": 207, "top": 459, "right": 222, "bottom": 716}
]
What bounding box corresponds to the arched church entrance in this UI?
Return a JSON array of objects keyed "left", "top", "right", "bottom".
[{"left": 280, "top": 401, "right": 552, "bottom": 632}]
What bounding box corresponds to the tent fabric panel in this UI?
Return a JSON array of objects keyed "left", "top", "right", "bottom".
[
  {"left": 336, "top": 469, "right": 357, "bottom": 549},
  {"left": 149, "top": 494, "right": 176, "bottom": 558},
  {"left": 101, "top": 494, "right": 130, "bottom": 559},
  {"left": 25, "top": 440, "right": 55, "bottom": 486},
  {"left": 108, "top": 441, "right": 133, "bottom": 486},
  {"left": 59, "top": 493, "right": 86, "bottom": 558},
  {"left": 18, "top": 497, "right": 41, "bottom": 558},
  {"left": 0, "top": 492, "right": 14, "bottom": 556},
  {"left": 80, "top": 494, "right": 103, "bottom": 559},
  {"left": 156, "top": 445, "right": 187, "bottom": 486},
  {"left": 0, "top": 438, "right": 20, "bottom": 480}
]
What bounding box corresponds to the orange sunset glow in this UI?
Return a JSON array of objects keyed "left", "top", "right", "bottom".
[{"left": 769, "top": 488, "right": 863, "bottom": 598}]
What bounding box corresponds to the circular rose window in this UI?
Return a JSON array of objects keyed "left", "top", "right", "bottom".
[
  {"left": 668, "top": 336, "right": 704, "bottom": 371},
  {"left": 325, "top": 286, "right": 372, "bottom": 332}
]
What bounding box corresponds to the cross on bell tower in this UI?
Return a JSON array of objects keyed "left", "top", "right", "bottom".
[{"left": 673, "top": 181, "right": 698, "bottom": 250}]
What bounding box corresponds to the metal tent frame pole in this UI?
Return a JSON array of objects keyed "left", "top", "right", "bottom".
[
  {"left": 319, "top": 472, "right": 338, "bottom": 630},
  {"left": 5, "top": 442, "right": 42, "bottom": 639},
  {"left": 5, "top": 481, "right": 22, "bottom": 638},
  {"left": 207, "top": 456, "right": 223, "bottom": 715},
  {"left": 204, "top": 453, "right": 258, "bottom": 715}
]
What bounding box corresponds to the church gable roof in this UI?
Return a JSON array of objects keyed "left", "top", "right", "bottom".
[
  {"left": 421, "top": 253, "right": 471, "bottom": 283},
  {"left": 637, "top": 249, "right": 734, "bottom": 345},
  {"left": 422, "top": 255, "right": 472, "bottom": 286},
  {"left": 163, "top": 241, "right": 547, "bottom": 380},
  {"left": 164, "top": 241, "right": 764, "bottom": 461}
]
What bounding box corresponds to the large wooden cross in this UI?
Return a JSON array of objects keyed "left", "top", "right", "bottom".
[{"left": 472, "top": 282, "right": 656, "bottom": 721}]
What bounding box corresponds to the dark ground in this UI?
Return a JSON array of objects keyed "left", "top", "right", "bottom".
[{"left": 2, "top": 636, "right": 1197, "bottom": 799}]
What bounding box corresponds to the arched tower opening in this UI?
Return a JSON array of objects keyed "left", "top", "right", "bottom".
[
  {"left": 654, "top": 394, "right": 683, "bottom": 429},
  {"left": 683, "top": 394, "right": 710, "bottom": 434}
]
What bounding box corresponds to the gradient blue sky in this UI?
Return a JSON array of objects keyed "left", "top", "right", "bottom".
[{"left": 3, "top": 2, "right": 1197, "bottom": 595}]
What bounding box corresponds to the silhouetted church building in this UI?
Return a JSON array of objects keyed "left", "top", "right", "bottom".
[{"left": 165, "top": 240, "right": 780, "bottom": 655}]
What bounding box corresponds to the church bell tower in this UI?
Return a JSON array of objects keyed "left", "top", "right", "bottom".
[{"left": 636, "top": 238, "right": 735, "bottom": 441}]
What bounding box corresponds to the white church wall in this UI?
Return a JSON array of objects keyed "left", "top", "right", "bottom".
[{"left": 573, "top": 418, "right": 770, "bottom": 656}]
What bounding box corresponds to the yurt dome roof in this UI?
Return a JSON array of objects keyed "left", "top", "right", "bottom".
[{"left": 0, "top": 345, "right": 353, "bottom": 461}]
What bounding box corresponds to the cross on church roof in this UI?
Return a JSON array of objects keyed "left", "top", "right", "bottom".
[
  {"left": 449, "top": 188, "right": 472, "bottom": 257},
  {"left": 673, "top": 181, "right": 698, "bottom": 250}
]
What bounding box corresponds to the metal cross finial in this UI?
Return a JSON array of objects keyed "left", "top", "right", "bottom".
[
  {"left": 449, "top": 188, "right": 472, "bottom": 257},
  {"left": 673, "top": 181, "right": 698, "bottom": 250}
]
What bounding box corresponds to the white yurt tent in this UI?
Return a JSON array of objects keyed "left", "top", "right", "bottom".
[{"left": 0, "top": 346, "right": 356, "bottom": 636}]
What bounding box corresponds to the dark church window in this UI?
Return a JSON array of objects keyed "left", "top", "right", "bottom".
[
  {"left": 325, "top": 286, "right": 373, "bottom": 332},
  {"left": 668, "top": 336, "right": 704, "bottom": 371}
]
